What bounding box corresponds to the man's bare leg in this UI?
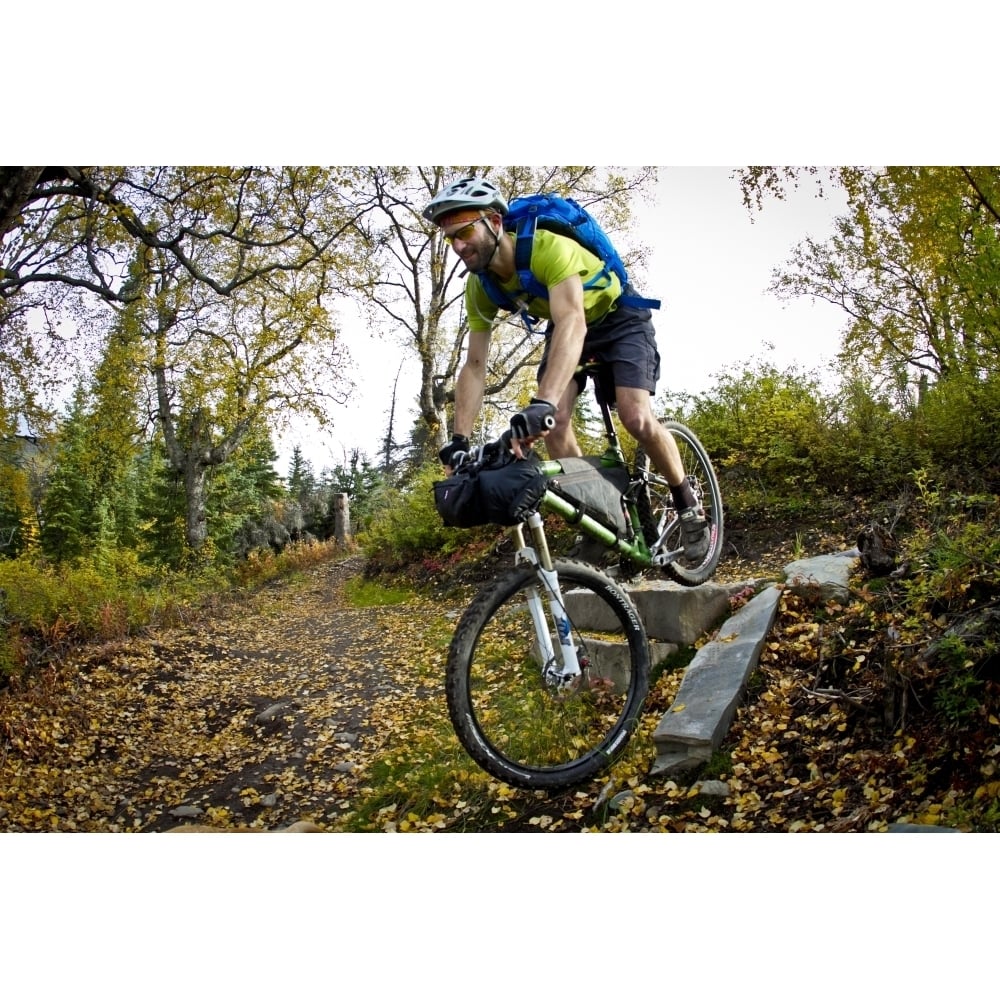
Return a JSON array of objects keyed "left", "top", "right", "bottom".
[
  {"left": 614, "top": 387, "right": 685, "bottom": 484},
  {"left": 615, "top": 387, "right": 709, "bottom": 561}
]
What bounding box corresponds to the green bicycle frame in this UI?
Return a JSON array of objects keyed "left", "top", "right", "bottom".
[{"left": 536, "top": 443, "right": 655, "bottom": 568}]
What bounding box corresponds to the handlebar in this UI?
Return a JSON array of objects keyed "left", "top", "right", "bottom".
[
  {"left": 456, "top": 407, "right": 554, "bottom": 472},
  {"left": 462, "top": 431, "right": 514, "bottom": 470}
]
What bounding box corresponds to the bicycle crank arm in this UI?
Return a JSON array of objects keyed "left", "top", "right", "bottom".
[{"left": 651, "top": 544, "right": 685, "bottom": 567}]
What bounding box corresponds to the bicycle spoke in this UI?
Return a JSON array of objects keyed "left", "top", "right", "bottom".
[
  {"left": 635, "top": 421, "right": 724, "bottom": 585},
  {"left": 446, "top": 560, "right": 649, "bottom": 789}
]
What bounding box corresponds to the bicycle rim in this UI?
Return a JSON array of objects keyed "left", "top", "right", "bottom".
[
  {"left": 635, "top": 420, "right": 725, "bottom": 586},
  {"left": 446, "top": 559, "right": 650, "bottom": 790}
]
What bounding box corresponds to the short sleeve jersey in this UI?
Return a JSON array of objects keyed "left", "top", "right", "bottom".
[{"left": 465, "top": 228, "right": 622, "bottom": 334}]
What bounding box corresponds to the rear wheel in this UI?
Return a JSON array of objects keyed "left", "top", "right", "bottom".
[
  {"left": 635, "top": 420, "right": 724, "bottom": 586},
  {"left": 445, "top": 559, "right": 650, "bottom": 790}
]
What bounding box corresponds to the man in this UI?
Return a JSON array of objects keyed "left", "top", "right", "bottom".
[{"left": 424, "top": 176, "right": 709, "bottom": 563}]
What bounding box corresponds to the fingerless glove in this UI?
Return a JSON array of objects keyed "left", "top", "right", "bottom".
[
  {"left": 439, "top": 433, "right": 471, "bottom": 468},
  {"left": 510, "top": 398, "right": 557, "bottom": 440}
]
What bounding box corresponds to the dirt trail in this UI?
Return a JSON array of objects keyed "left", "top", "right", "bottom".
[{"left": 0, "top": 555, "right": 437, "bottom": 832}]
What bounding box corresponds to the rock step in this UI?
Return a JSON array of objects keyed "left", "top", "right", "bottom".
[{"left": 565, "top": 549, "right": 862, "bottom": 778}]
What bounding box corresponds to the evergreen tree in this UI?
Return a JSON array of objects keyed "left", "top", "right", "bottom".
[
  {"left": 38, "top": 385, "right": 93, "bottom": 562},
  {"left": 286, "top": 446, "right": 317, "bottom": 503},
  {"left": 135, "top": 440, "right": 188, "bottom": 568},
  {"left": 207, "top": 430, "right": 289, "bottom": 562}
]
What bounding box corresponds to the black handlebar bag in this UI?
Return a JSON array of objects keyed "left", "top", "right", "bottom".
[{"left": 434, "top": 451, "right": 547, "bottom": 528}]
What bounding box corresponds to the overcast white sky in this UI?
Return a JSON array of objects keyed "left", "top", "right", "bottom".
[{"left": 282, "top": 166, "right": 850, "bottom": 473}]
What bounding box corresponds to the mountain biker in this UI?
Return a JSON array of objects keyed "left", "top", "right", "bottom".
[{"left": 424, "top": 176, "right": 710, "bottom": 563}]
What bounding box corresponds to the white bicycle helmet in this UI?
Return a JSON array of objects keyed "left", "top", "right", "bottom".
[{"left": 422, "top": 176, "right": 508, "bottom": 223}]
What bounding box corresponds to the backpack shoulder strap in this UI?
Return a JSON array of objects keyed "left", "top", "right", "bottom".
[
  {"left": 477, "top": 271, "right": 519, "bottom": 312},
  {"left": 474, "top": 213, "right": 543, "bottom": 332},
  {"left": 476, "top": 263, "right": 540, "bottom": 334},
  {"left": 475, "top": 206, "right": 661, "bottom": 326},
  {"left": 511, "top": 213, "right": 548, "bottom": 302}
]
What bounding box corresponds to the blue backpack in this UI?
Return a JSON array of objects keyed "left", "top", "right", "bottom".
[{"left": 476, "top": 193, "right": 661, "bottom": 330}]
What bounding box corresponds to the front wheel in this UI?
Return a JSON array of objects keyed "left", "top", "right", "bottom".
[
  {"left": 634, "top": 420, "right": 724, "bottom": 586},
  {"left": 445, "top": 559, "right": 650, "bottom": 791}
]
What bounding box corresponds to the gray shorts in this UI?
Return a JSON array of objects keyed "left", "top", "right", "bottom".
[{"left": 537, "top": 286, "right": 661, "bottom": 399}]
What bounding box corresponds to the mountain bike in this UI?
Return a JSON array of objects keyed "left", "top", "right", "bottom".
[{"left": 443, "top": 362, "right": 724, "bottom": 790}]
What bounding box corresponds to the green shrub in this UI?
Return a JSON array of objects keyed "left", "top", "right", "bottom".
[
  {"left": 910, "top": 373, "right": 1000, "bottom": 485},
  {"left": 930, "top": 636, "right": 984, "bottom": 729},
  {"left": 686, "top": 363, "right": 829, "bottom": 476},
  {"left": 821, "top": 375, "right": 915, "bottom": 495},
  {"left": 0, "top": 540, "right": 346, "bottom": 678},
  {"left": 0, "top": 556, "right": 145, "bottom": 676},
  {"left": 361, "top": 462, "right": 492, "bottom": 564}
]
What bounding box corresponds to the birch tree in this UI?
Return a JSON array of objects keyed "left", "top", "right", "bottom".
[
  {"left": 1, "top": 166, "right": 371, "bottom": 554},
  {"left": 736, "top": 166, "right": 1000, "bottom": 387}
]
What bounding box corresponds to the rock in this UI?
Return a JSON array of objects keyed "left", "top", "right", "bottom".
[
  {"left": 609, "top": 791, "right": 636, "bottom": 812},
  {"left": 696, "top": 780, "right": 730, "bottom": 798},
  {"left": 784, "top": 550, "right": 859, "bottom": 604},
  {"left": 653, "top": 586, "right": 782, "bottom": 765},
  {"left": 168, "top": 804, "right": 204, "bottom": 819},
  {"left": 564, "top": 578, "right": 734, "bottom": 644},
  {"left": 256, "top": 702, "right": 293, "bottom": 723}
]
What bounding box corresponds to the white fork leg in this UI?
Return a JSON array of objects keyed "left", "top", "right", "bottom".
[
  {"left": 516, "top": 512, "right": 582, "bottom": 690},
  {"left": 537, "top": 565, "right": 582, "bottom": 689},
  {"left": 524, "top": 585, "right": 556, "bottom": 669}
]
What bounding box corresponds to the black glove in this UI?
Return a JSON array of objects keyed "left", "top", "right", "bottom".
[
  {"left": 439, "top": 433, "right": 470, "bottom": 468},
  {"left": 510, "top": 398, "right": 556, "bottom": 442}
]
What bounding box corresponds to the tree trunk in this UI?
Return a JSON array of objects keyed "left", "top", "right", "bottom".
[
  {"left": 0, "top": 167, "right": 45, "bottom": 239},
  {"left": 333, "top": 493, "right": 351, "bottom": 544},
  {"left": 183, "top": 462, "right": 210, "bottom": 552}
]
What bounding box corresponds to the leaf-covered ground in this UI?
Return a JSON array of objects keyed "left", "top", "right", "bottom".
[
  {"left": 0, "top": 555, "right": 450, "bottom": 832},
  {"left": 2, "top": 523, "right": 997, "bottom": 833}
]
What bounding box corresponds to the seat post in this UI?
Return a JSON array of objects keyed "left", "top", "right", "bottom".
[{"left": 583, "top": 362, "right": 625, "bottom": 466}]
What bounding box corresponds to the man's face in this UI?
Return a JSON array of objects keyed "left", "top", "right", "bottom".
[{"left": 442, "top": 214, "right": 497, "bottom": 271}]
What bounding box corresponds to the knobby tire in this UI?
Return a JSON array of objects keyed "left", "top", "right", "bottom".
[
  {"left": 445, "top": 559, "right": 650, "bottom": 791},
  {"left": 635, "top": 420, "right": 725, "bottom": 586}
]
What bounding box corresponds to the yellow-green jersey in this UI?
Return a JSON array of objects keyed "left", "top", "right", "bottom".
[{"left": 465, "top": 229, "right": 622, "bottom": 334}]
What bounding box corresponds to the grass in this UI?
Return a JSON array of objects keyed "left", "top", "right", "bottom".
[{"left": 342, "top": 577, "right": 419, "bottom": 607}]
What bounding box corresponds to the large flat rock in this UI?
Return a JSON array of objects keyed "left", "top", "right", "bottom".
[
  {"left": 651, "top": 586, "right": 782, "bottom": 775},
  {"left": 582, "top": 639, "right": 678, "bottom": 692},
  {"left": 565, "top": 578, "right": 736, "bottom": 644},
  {"left": 784, "top": 549, "right": 860, "bottom": 603}
]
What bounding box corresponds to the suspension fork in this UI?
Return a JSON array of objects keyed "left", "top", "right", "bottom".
[{"left": 511, "top": 512, "right": 582, "bottom": 689}]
